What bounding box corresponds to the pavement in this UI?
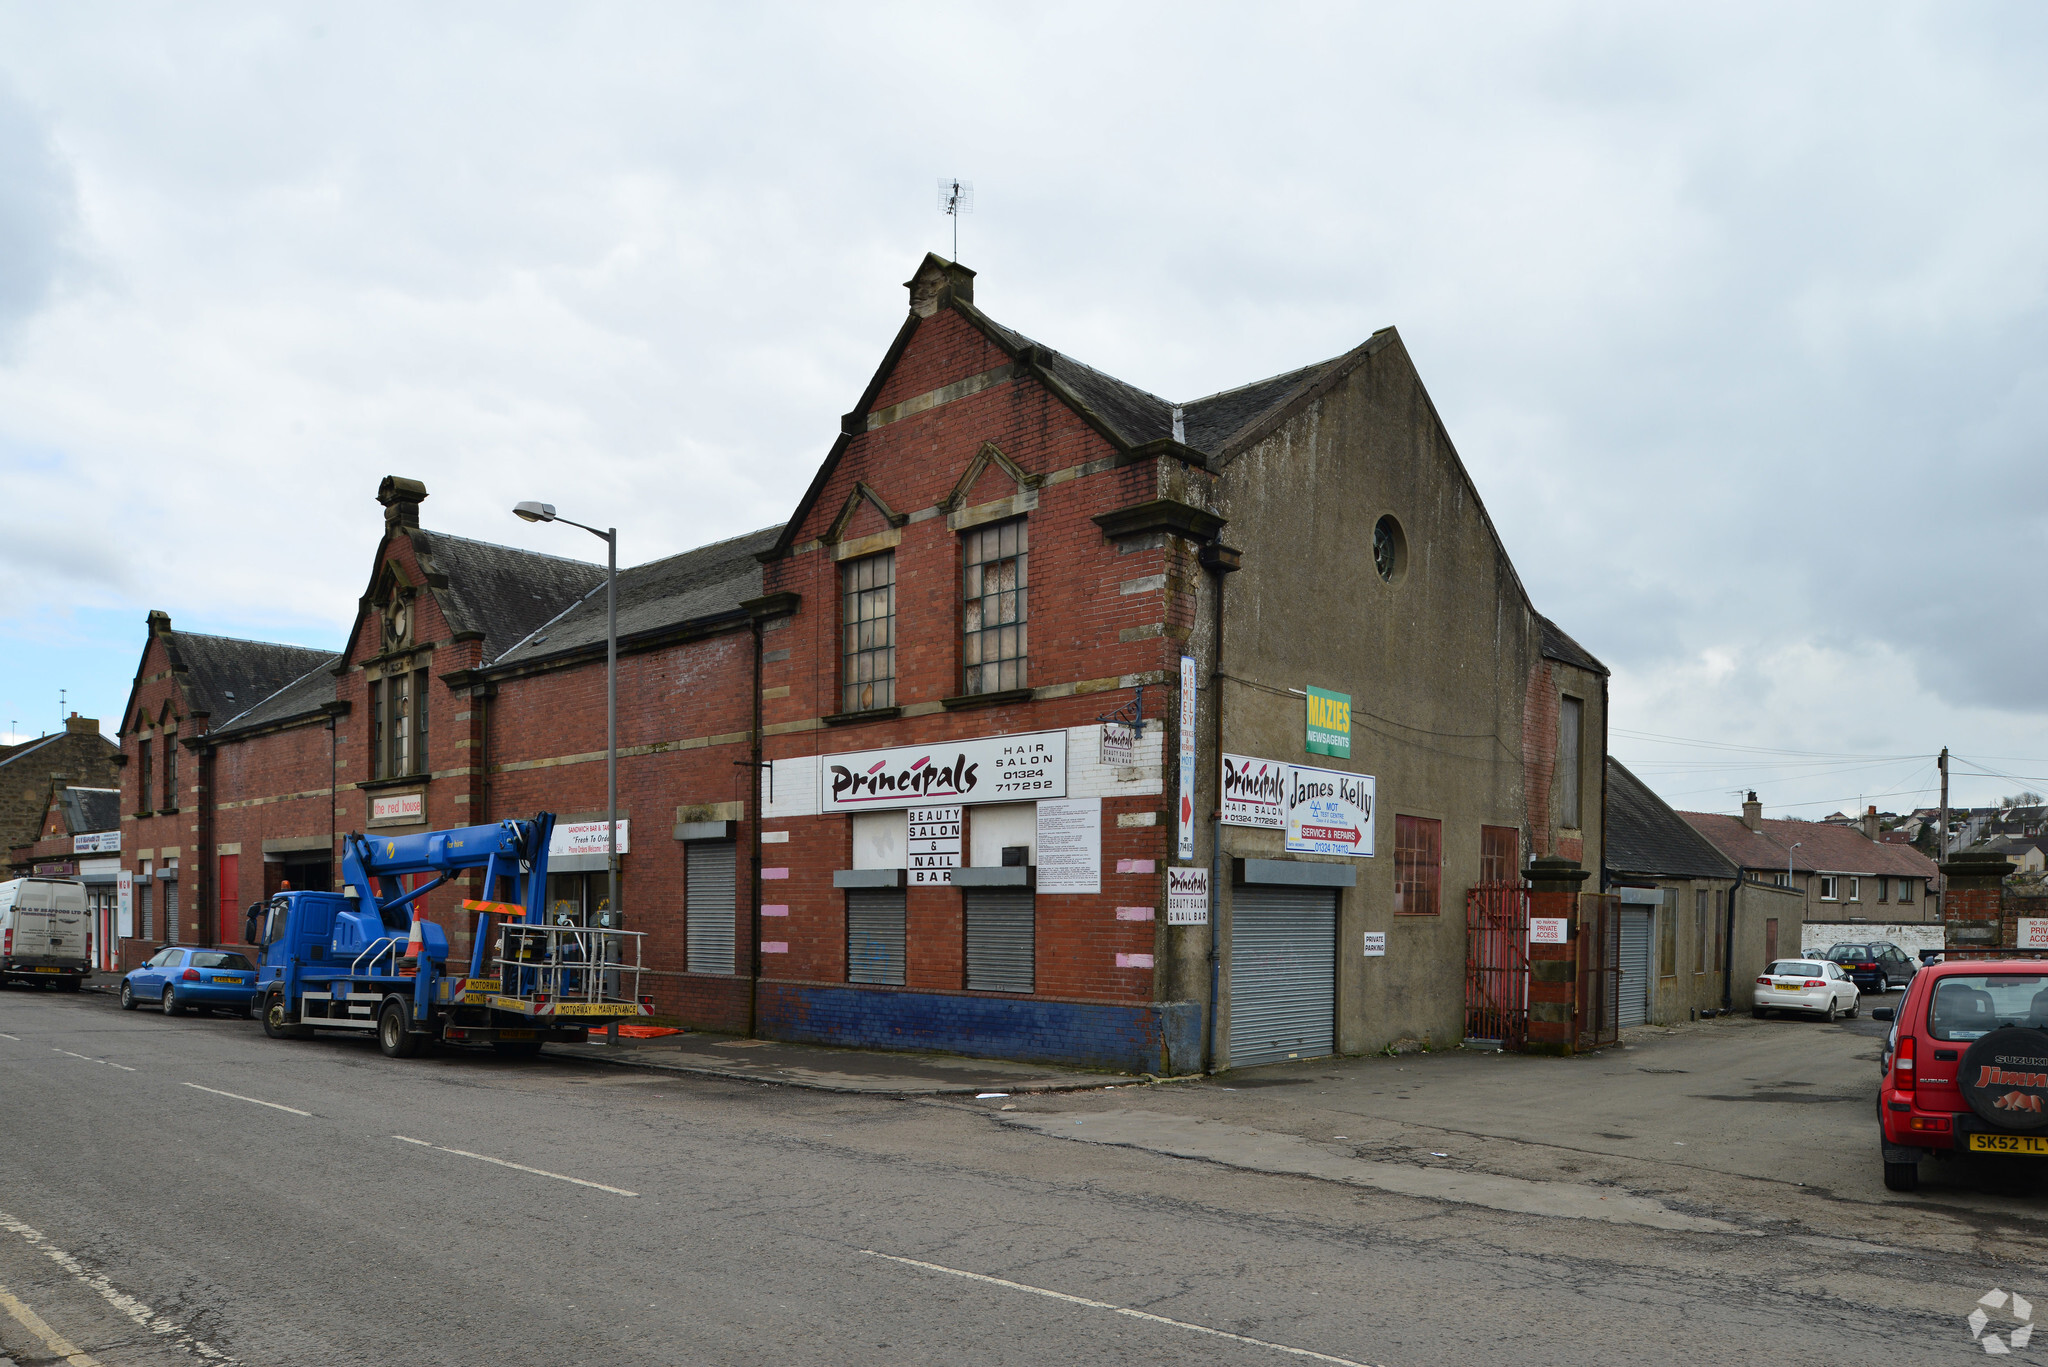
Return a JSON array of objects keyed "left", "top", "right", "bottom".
[
  {"left": 554, "top": 1028, "right": 1144, "bottom": 1094},
  {"left": 3, "top": 978, "right": 2045, "bottom": 1365}
]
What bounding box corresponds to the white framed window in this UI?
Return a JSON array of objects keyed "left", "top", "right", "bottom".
[
  {"left": 1819, "top": 875, "right": 1838, "bottom": 901},
  {"left": 1848, "top": 876, "right": 1861, "bottom": 902}
]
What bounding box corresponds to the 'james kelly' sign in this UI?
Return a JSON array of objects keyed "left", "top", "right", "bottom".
[
  {"left": 1283, "top": 763, "right": 1375, "bottom": 858},
  {"left": 818, "top": 731, "right": 1067, "bottom": 812}
]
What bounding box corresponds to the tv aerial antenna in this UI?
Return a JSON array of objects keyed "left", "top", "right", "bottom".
[{"left": 938, "top": 178, "right": 973, "bottom": 261}]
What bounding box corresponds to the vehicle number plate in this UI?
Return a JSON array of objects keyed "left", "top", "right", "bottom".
[
  {"left": 497, "top": 1029, "right": 536, "bottom": 1040},
  {"left": 1968, "top": 1133, "right": 2048, "bottom": 1156},
  {"left": 1774, "top": 983, "right": 1802, "bottom": 991},
  {"left": 211, "top": 976, "right": 239, "bottom": 983},
  {"left": 32, "top": 966, "right": 59, "bottom": 973}
]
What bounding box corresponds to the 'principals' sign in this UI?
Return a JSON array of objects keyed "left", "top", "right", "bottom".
[
  {"left": 819, "top": 731, "right": 1067, "bottom": 811},
  {"left": 1221, "top": 753, "right": 1286, "bottom": 829}
]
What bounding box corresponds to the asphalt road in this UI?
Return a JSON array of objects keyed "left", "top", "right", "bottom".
[{"left": 0, "top": 982, "right": 2041, "bottom": 1366}]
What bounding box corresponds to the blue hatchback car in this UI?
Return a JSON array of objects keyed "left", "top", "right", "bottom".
[{"left": 120, "top": 947, "right": 260, "bottom": 1017}]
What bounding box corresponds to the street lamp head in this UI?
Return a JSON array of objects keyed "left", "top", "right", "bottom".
[{"left": 513, "top": 501, "right": 557, "bottom": 523}]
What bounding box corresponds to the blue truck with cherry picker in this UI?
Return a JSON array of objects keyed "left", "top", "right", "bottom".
[{"left": 254, "top": 812, "right": 650, "bottom": 1058}]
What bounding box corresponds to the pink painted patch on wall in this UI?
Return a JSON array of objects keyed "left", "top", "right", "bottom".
[
  {"left": 761, "top": 904, "right": 790, "bottom": 917},
  {"left": 761, "top": 868, "right": 790, "bottom": 880},
  {"left": 1115, "top": 952, "right": 1155, "bottom": 968},
  {"left": 1116, "top": 859, "right": 1156, "bottom": 874},
  {"left": 1115, "top": 906, "right": 1155, "bottom": 921},
  {"left": 760, "top": 942, "right": 789, "bottom": 954}
]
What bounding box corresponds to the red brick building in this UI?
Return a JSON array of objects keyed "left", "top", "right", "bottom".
[{"left": 116, "top": 255, "right": 1607, "bottom": 1071}]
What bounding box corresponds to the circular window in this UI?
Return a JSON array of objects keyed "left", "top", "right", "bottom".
[{"left": 1372, "top": 515, "right": 1407, "bottom": 583}]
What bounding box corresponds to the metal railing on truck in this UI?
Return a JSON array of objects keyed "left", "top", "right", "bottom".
[{"left": 490, "top": 923, "right": 647, "bottom": 1019}]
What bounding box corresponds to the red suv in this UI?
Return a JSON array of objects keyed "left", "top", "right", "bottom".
[{"left": 1874, "top": 958, "right": 2048, "bottom": 1192}]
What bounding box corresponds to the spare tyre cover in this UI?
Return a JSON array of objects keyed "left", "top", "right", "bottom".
[{"left": 1960, "top": 1027, "right": 2048, "bottom": 1133}]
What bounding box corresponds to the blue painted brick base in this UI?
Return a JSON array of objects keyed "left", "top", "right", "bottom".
[{"left": 757, "top": 983, "right": 1203, "bottom": 1075}]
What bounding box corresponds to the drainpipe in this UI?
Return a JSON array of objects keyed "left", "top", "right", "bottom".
[
  {"left": 1199, "top": 534, "right": 1239, "bottom": 1073},
  {"left": 1720, "top": 869, "right": 1741, "bottom": 1011},
  {"left": 748, "top": 612, "right": 765, "bottom": 1038}
]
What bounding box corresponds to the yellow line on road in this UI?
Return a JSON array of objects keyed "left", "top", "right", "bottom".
[
  {"left": 0, "top": 1281, "right": 99, "bottom": 1365},
  {"left": 863, "top": 1251, "right": 1385, "bottom": 1367}
]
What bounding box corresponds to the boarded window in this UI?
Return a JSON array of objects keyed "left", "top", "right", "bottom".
[
  {"left": 1480, "top": 825, "right": 1519, "bottom": 884},
  {"left": 162, "top": 737, "right": 178, "bottom": 810},
  {"left": 962, "top": 519, "right": 1028, "bottom": 695},
  {"left": 218, "top": 854, "right": 239, "bottom": 938},
  {"left": 1694, "top": 888, "right": 1710, "bottom": 974},
  {"left": 1658, "top": 889, "right": 1677, "bottom": 978},
  {"left": 1558, "top": 697, "right": 1583, "bottom": 828},
  {"left": 841, "top": 552, "right": 896, "bottom": 712},
  {"left": 1394, "top": 815, "right": 1442, "bottom": 916},
  {"left": 136, "top": 739, "right": 153, "bottom": 813}
]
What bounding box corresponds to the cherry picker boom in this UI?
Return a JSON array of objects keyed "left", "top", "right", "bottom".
[{"left": 254, "top": 812, "right": 650, "bottom": 1058}]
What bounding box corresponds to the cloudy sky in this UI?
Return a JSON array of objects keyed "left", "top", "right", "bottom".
[{"left": 1, "top": 3, "right": 2044, "bottom": 818}]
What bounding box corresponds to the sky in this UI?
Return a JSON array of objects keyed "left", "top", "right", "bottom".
[{"left": 0, "top": 3, "right": 2044, "bottom": 819}]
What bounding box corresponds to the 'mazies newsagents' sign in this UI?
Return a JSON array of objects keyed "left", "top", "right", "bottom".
[{"left": 819, "top": 731, "right": 1067, "bottom": 812}]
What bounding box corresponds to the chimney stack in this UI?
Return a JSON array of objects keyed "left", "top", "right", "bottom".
[
  {"left": 64, "top": 714, "right": 98, "bottom": 736},
  {"left": 1862, "top": 805, "right": 1881, "bottom": 842},
  {"left": 905, "top": 254, "right": 975, "bottom": 318},
  {"left": 377, "top": 476, "right": 428, "bottom": 529},
  {"left": 1741, "top": 791, "right": 1763, "bottom": 833}
]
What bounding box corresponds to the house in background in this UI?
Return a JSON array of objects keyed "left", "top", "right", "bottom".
[
  {"left": 1978, "top": 834, "right": 2048, "bottom": 876},
  {"left": 1604, "top": 760, "right": 1791, "bottom": 1025},
  {"left": 1681, "top": 793, "right": 1942, "bottom": 960},
  {"left": 8, "top": 782, "right": 123, "bottom": 966}
]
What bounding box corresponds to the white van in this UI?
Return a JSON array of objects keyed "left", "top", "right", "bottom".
[{"left": 0, "top": 877, "right": 92, "bottom": 990}]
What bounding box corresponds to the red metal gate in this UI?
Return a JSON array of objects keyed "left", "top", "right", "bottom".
[
  {"left": 1465, "top": 883, "right": 1531, "bottom": 1049},
  {"left": 1576, "top": 893, "right": 1621, "bottom": 1051}
]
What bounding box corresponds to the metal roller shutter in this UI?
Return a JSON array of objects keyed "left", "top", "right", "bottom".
[
  {"left": 1618, "top": 908, "right": 1651, "bottom": 1027},
  {"left": 685, "top": 840, "right": 737, "bottom": 975},
  {"left": 965, "top": 889, "right": 1034, "bottom": 994},
  {"left": 846, "top": 889, "right": 906, "bottom": 985},
  {"left": 1228, "top": 885, "right": 1336, "bottom": 1067}
]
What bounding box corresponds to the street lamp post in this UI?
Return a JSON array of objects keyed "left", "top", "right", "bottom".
[
  {"left": 513, "top": 502, "right": 618, "bottom": 926},
  {"left": 1787, "top": 841, "right": 1802, "bottom": 889}
]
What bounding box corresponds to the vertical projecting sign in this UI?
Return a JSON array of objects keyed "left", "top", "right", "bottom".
[
  {"left": 907, "top": 806, "right": 961, "bottom": 885},
  {"left": 1177, "top": 655, "right": 1197, "bottom": 860},
  {"left": 1305, "top": 685, "right": 1351, "bottom": 758}
]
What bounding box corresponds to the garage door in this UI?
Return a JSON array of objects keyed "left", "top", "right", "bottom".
[
  {"left": 965, "top": 890, "right": 1034, "bottom": 994},
  {"left": 846, "top": 889, "right": 906, "bottom": 986},
  {"left": 685, "top": 840, "right": 736, "bottom": 974},
  {"left": 1228, "top": 885, "right": 1337, "bottom": 1068},
  {"left": 1618, "top": 908, "right": 1651, "bottom": 1027}
]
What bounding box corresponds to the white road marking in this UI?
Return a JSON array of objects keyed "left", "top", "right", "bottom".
[
  {"left": 0, "top": 1032, "right": 20, "bottom": 1040},
  {"left": 393, "top": 1136, "right": 638, "bottom": 1196},
  {"left": 182, "top": 1082, "right": 310, "bottom": 1116},
  {"left": 50, "top": 1048, "right": 136, "bottom": 1072},
  {"left": 0, "top": 1281, "right": 99, "bottom": 1365},
  {"left": 863, "top": 1250, "right": 1384, "bottom": 1366},
  {"left": 0, "top": 1210, "right": 234, "bottom": 1363}
]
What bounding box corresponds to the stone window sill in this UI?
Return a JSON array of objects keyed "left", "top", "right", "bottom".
[
  {"left": 358, "top": 775, "right": 427, "bottom": 791},
  {"left": 941, "top": 687, "right": 1032, "bottom": 711},
  {"left": 823, "top": 706, "right": 902, "bottom": 726}
]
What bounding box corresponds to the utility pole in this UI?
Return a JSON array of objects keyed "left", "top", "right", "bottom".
[{"left": 1937, "top": 746, "right": 1950, "bottom": 914}]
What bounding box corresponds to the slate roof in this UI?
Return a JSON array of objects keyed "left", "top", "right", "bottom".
[
  {"left": 57, "top": 788, "right": 120, "bottom": 835},
  {"left": 210, "top": 654, "right": 343, "bottom": 738},
  {"left": 0, "top": 734, "right": 62, "bottom": 770},
  {"left": 1606, "top": 759, "right": 1738, "bottom": 882},
  {"left": 408, "top": 530, "right": 608, "bottom": 664},
  {"left": 1181, "top": 360, "right": 1344, "bottom": 455},
  {"left": 1679, "top": 809, "right": 1940, "bottom": 879},
  {"left": 969, "top": 310, "right": 1179, "bottom": 449},
  {"left": 165, "top": 631, "right": 335, "bottom": 721},
  {"left": 491, "top": 525, "right": 782, "bottom": 668},
  {"left": 1538, "top": 616, "right": 1607, "bottom": 676}
]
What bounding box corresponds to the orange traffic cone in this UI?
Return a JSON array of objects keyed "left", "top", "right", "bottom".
[{"left": 397, "top": 917, "right": 424, "bottom": 976}]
